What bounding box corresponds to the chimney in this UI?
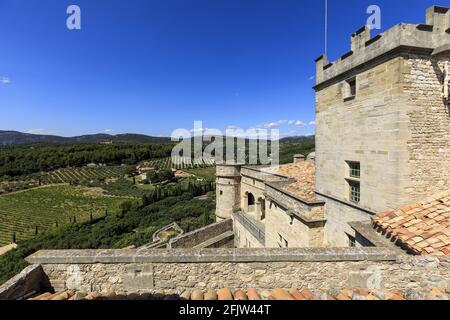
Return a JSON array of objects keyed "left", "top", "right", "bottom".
[
  {"left": 426, "top": 6, "right": 450, "bottom": 32},
  {"left": 293, "top": 154, "right": 305, "bottom": 163},
  {"left": 351, "top": 25, "right": 371, "bottom": 52}
]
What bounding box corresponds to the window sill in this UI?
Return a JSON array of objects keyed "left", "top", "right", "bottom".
[{"left": 344, "top": 96, "right": 356, "bottom": 102}]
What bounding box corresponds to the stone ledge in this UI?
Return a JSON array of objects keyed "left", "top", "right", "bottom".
[
  {"left": 0, "top": 265, "right": 47, "bottom": 300},
  {"left": 26, "top": 247, "right": 398, "bottom": 265}
]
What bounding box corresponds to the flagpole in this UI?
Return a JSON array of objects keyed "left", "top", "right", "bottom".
[{"left": 325, "top": 0, "right": 328, "bottom": 56}]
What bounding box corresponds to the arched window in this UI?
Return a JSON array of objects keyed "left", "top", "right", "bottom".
[{"left": 248, "top": 193, "right": 255, "bottom": 206}]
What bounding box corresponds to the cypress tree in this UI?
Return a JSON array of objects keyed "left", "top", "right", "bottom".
[{"left": 12, "top": 232, "right": 16, "bottom": 244}]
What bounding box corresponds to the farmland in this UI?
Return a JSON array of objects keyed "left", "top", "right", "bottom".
[
  {"left": 0, "top": 166, "right": 127, "bottom": 194},
  {"left": 0, "top": 185, "right": 129, "bottom": 246},
  {"left": 41, "top": 166, "right": 127, "bottom": 184},
  {"left": 142, "top": 157, "right": 215, "bottom": 170}
]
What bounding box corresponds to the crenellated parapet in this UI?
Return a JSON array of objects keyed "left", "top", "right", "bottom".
[{"left": 315, "top": 6, "right": 450, "bottom": 90}]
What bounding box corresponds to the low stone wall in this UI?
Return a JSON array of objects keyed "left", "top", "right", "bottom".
[
  {"left": 24, "top": 248, "right": 449, "bottom": 294},
  {"left": 0, "top": 265, "right": 49, "bottom": 300},
  {"left": 169, "top": 219, "right": 233, "bottom": 248}
]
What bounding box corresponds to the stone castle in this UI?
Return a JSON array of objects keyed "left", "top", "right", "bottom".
[
  {"left": 216, "top": 5, "right": 450, "bottom": 251},
  {"left": 1, "top": 5, "right": 449, "bottom": 300}
]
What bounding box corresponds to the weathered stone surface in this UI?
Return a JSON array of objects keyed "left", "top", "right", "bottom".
[
  {"left": 0, "top": 265, "right": 46, "bottom": 300},
  {"left": 169, "top": 219, "right": 233, "bottom": 249}
]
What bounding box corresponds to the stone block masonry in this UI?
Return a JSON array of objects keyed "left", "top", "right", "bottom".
[
  {"left": 168, "top": 219, "right": 233, "bottom": 249},
  {"left": 24, "top": 248, "right": 449, "bottom": 294}
]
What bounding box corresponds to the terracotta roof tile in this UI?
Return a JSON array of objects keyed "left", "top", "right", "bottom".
[
  {"left": 372, "top": 190, "right": 450, "bottom": 256},
  {"left": 26, "top": 288, "right": 450, "bottom": 301},
  {"left": 263, "top": 162, "right": 316, "bottom": 201}
]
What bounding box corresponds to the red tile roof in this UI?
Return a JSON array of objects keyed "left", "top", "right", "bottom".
[
  {"left": 263, "top": 162, "right": 316, "bottom": 201},
  {"left": 27, "top": 287, "right": 450, "bottom": 301},
  {"left": 372, "top": 190, "right": 450, "bottom": 256}
]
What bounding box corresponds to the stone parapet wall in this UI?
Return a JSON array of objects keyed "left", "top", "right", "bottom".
[
  {"left": 241, "top": 167, "right": 289, "bottom": 183},
  {"left": 169, "top": 219, "right": 233, "bottom": 249},
  {"left": 266, "top": 182, "right": 325, "bottom": 221},
  {"left": 315, "top": 6, "right": 450, "bottom": 88},
  {"left": 24, "top": 248, "right": 449, "bottom": 294},
  {"left": 0, "top": 265, "right": 49, "bottom": 300}
]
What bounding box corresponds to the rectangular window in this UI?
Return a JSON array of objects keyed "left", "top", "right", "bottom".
[
  {"left": 348, "top": 79, "right": 356, "bottom": 96},
  {"left": 348, "top": 161, "right": 360, "bottom": 178},
  {"left": 348, "top": 180, "right": 361, "bottom": 203}
]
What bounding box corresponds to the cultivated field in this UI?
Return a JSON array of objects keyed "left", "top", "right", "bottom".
[
  {"left": 142, "top": 157, "right": 215, "bottom": 170},
  {"left": 0, "top": 166, "right": 127, "bottom": 194},
  {"left": 41, "top": 166, "right": 127, "bottom": 184},
  {"left": 0, "top": 185, "right": 129, "bottom": 246}
]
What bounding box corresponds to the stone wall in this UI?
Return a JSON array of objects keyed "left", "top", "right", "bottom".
[
  {"left": 169, "top": 219, "right": 233, "bottom": 249},
  {"left": 233, "top": 212, "right": 265, "bottom": 248},
  {"left": 315, "top": 56, "right": 410, "bottom": 214},
  {"left": 265, "top": 201, "right": 322, "bottom": 248},
  {"left": 25, "top": 248, "right": 449, "bottom": 295},
  {"left": 404, "top": 55, "right": 450, "bottom": 201},
  {"left": 314, "top": 6, "right": 450, "bottom": 248}
]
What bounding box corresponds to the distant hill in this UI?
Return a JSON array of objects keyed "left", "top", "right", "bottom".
[
  {"left": 279, "top": 135, "right": 315, "bottom": 144},
  {"left": 0, "top": 131, "right": 173, "bottom": 145}
]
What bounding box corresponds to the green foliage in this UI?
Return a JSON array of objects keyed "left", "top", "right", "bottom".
[
  {"left": 0, "top": 144, "right": 174, "bottom": 178},
  {"left": 0, "top": 190, "right": 215, "bottom": 285},
  {"left": 0, "top": 185, "right": 129, "bottom": 246},
  {"left": 147, "top": 168, "right": 175, "bottom": 184},
  {"left": 279, "top": 136, "right": 315, "bottom": 164}
]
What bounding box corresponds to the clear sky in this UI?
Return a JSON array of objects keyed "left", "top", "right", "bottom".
[{"left": 0, "top": 0, "right": 446, "bottom": 137}]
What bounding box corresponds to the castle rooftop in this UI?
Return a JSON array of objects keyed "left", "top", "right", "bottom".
[
  {"left": 315, "top": 5, "right": 450, "bottom": 90},
  {"left": 262, "top": 162, "right": 316, "bottom": 201}
]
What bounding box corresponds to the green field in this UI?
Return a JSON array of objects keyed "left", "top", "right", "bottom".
[
  {"left": 41, "top": 166, "right": 127, "bottom": 184},
  {"left": 142, "top": 157, "right": 215, "bottom": 170},
  {"left": 0, "top": 185, "right": 129, "bottom": 246},
  {"left": 0, "top": 166, "right": 127, "bottom": 194},
  {"left": 184, "top": 166, "right": 216, "bottom": 180}
]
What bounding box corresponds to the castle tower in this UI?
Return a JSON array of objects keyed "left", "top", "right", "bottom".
[
  {"left": 215, "top": 164, "right": 242, "bottom": 222},
  {"left": 314, "top": 6, "right": 450, "bottom": 246}
]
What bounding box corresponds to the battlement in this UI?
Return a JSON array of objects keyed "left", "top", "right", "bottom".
[{"left": 315, "top": 5, "right": 450, "bottom": 90}]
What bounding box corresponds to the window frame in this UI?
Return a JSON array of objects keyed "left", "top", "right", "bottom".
[
  {"left": 347, "top": 161, "right": 361, "bottom": 179},
  {"left": 348, "top": 180, "right": 361, "bottom": 204}
]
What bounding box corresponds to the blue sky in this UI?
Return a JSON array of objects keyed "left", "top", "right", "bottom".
[{"left": 0, "top": 0, "right": 446, "bottom": 137}]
